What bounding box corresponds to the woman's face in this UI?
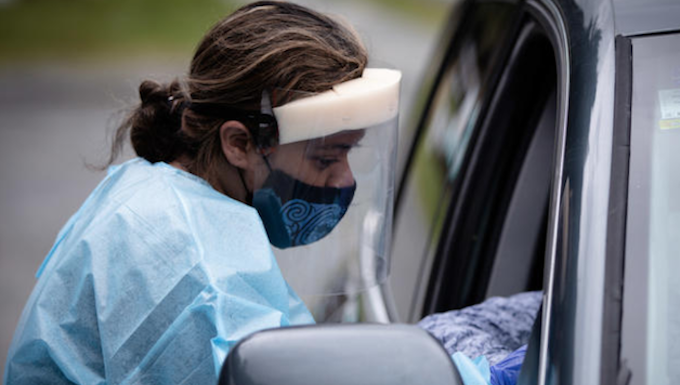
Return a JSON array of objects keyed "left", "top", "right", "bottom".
[{"left": 255, "top": 129, "right": 364, "bottom": 189}]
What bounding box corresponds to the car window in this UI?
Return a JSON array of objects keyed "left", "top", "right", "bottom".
[
  {"left": 422, "top": 18, "right": 558, "bottom": 315},
  {"left": 621, "top": 32, "right": 680, "bottom": 385},
  {"left": 389, "top": 2, "right": 518, "bottom": 322}
]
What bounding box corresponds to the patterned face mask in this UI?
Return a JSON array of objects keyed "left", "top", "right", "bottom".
[{"left": 252, "top": 169, "right": 356, "bottom": 249}]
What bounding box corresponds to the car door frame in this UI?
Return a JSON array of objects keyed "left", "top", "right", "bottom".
[{"left": 531, "top": 0, "right": 618, "bottom": 384}]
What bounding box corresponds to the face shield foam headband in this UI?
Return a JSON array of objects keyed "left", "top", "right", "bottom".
[{"left": 187, "top": 68, "right": 401, "bottom": 149}]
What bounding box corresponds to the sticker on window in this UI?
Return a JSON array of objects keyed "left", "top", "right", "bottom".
[{"left": 658, "top": 89, "right": 680, "bottom": 130}]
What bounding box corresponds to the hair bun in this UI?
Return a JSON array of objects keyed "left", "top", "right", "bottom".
[
  {"left": 121, "top": 78, "right": 187, "bottom": 163},
  {"left": 139, "top": 80, "right": 169, "bottom": 106}
]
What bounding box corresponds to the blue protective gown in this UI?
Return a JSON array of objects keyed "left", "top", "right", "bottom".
[{"left": 4, "top": 158, "right": 314, "bottom": 385}]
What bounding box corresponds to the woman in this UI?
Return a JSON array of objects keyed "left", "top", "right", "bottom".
[{"left": 4, "top": 2, "right": 401, "bottom": 384}]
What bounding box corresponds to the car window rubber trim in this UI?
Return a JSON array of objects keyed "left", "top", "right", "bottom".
[
  {"left": 522, "top": 1, "right": 571, "bottom": 384},
  {"left": 600, "top": 34, "right": 633, "bottom": 385}
]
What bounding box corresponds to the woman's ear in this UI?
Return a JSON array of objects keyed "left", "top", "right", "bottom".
[{"left": 219, "top": 120, "right": 253, "bottom": 168}]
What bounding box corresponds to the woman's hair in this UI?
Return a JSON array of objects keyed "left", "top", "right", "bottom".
[{"left": 108, "top": 1, "right": 368, "bottom": 186}]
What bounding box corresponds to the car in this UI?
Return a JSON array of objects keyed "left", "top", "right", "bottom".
[{"left": 218, "top": 0, "right": 680, "bottom": 384}]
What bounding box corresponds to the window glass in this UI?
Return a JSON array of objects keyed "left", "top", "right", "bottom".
[
  {"left": 390, "top": 3, "right": 516, "bottom": 322},
  {"left": 623, "top": 33, "right": 680, "bottom": 385}
]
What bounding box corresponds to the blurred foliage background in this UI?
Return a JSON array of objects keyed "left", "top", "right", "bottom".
[
  {"left": 0, "top": 0, "right": 448, "bottom": 63},
  {"left": 0, "top": 0, "right": 237, "bottom": 62}
]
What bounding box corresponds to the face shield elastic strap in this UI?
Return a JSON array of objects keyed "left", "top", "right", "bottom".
[
  {"left": 192, "top": 91, "right": 278, "bottom": 205},
  {"left": 187, "top": 90, "right": 280, "bottom": 151}
]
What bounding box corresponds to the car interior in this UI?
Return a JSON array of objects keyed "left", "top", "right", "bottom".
[
  {"left": 423, "top": 21, "right": 557, "bottom": 313},
  {"left": 387, "top": 8, "right": 563, "bottom": 382},
  {"left": 419, "top": 13, "right": 561, "bottom": 382},
  {"left": 390, "top": 4, "right": 560, "bottom": 326}
]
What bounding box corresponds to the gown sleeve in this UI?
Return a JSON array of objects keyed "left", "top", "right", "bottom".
[{"left": 4, "top": 171, "right": 314, "bottom": 385}]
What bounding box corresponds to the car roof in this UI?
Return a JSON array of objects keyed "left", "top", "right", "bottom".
[{"left": 612, "top": 0, "right": 680, "bottom": 36}]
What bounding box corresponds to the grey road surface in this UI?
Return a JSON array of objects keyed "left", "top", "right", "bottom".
[{"left": 0, "top": 0, "right": 446, "bottom": 377}]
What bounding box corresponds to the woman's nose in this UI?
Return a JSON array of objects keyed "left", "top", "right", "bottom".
[{"left": 327, "top": 158, "right": 354, "bottom": 188}]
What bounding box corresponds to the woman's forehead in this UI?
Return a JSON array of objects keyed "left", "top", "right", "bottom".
[
  {"left": 274, "top": 130, "right": 365, "bottom": 157},
  {"left": 310, "top": 129, "right": 365, "bottom": 148}
]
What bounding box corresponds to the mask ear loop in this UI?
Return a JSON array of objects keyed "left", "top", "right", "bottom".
[
  {"left": 245, "top": 151, "right": 274, "bottom": 205},
  {"left": 237, "top": 169, "right": 253, "bottom": 205},
  {"left": 261, "top": 154, "right": 273, "bottom": 172},
  {"left": 237, "top": 155, "right": 272, "bottom": 206}
]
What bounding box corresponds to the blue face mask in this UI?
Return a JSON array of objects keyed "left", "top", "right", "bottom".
[{"left": 252, "top": 169, "right": 356, "bottom": 249}]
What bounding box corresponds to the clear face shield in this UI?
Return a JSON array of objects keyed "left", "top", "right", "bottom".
[{"left": 252, "top": 68, "right": 401, "bottom": 296}]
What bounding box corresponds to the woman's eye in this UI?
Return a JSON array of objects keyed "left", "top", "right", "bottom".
[{"left": 316, "top": 158, "right": 338, "bottom": 169}]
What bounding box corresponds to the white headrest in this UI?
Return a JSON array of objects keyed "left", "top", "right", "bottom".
[{"left": 273, "top": 68, "right": 401, "bottom": 145}]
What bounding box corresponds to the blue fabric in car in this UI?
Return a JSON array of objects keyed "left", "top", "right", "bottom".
[
  {"left": 4, "top": 158, "right": 314, "bottom": 385},
  {"left": 418, "top": 291, "right": 541, "bottom": 365},
  {"left": 451, "top": 352, "right": 491, "bottom": 385},
  {"left": 450, "top": 344, "right": 527, "bottom": 385},
  {"left": 489, "top": 344, "right": 526, "bottom": 385}
]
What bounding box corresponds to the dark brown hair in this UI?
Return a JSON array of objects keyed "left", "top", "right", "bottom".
[{"left": 108, "top": 1, "right": 368, "bottom": 187}]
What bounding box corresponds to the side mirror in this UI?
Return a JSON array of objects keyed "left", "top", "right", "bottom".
[{"left": 219, "top": 324, "right": 463, "bottom": 385}]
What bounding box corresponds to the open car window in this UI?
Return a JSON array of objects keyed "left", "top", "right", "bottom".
[
  {"left": 422, "top": 16, "right": 558, "bottom": 315},
  {"left": 390, "top": 2, "right": 518, "bottom": 322}
]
